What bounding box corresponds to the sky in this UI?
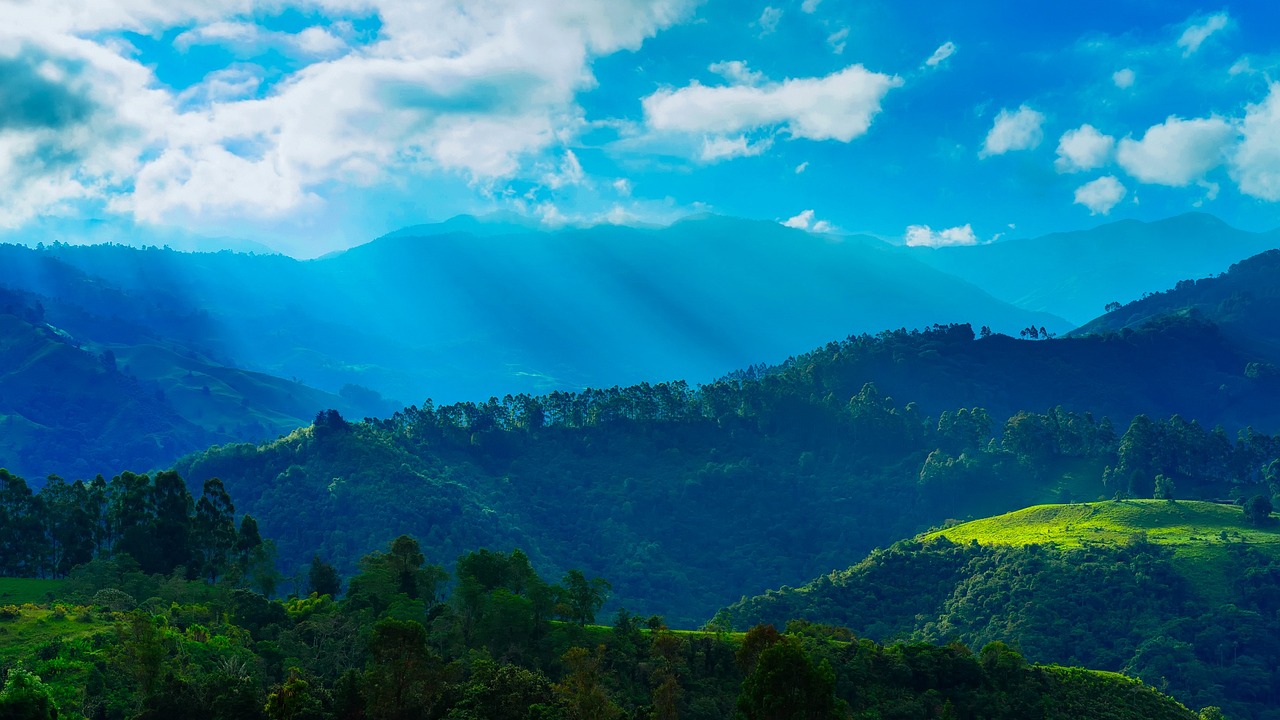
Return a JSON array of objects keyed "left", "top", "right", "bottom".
[{"left": 1, "top": 0, "right": 1279, "bottom": 257}]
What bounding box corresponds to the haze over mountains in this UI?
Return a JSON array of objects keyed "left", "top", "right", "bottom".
[{"left": 1, "top": 211, "right": 1278, "bottom": 482}]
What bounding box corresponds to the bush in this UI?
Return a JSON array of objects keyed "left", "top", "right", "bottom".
[{"left": 91, "top": 589, "right": 137, "bottom": 612}]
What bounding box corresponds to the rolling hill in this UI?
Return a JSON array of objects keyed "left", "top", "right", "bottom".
[
  {"left": 0, "top": 283, "right": 381, "bottom": 481},
  {"left": 1074, "top": 247, "right": 1280, "bottom": 363},
  {"left": 909, "top": 213, "right": 1280, "bottom": 325},
  {"left": 727, "top": 500, "right": 1280, "bottom": 719}
]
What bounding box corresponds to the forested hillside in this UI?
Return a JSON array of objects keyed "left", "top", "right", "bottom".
[
  {"left": 728, "top": 501, "right": 1280, "bottom": 719},
  {"left": 0, "top": 282, "right": 380, "bottom": 482},
  {"left": 165, "top": 320, "right": 1280, "bottom": 626},
  {"left": 1075, "top": 248, "right": 1280, "bottom": 363},
  {"left": 0, "top": 467, "right": 1213, "bottom": 719}
]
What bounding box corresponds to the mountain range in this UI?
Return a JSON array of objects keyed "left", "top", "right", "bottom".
[{"left": 1, "top": 211, "right": 1277, "bottom": 482}]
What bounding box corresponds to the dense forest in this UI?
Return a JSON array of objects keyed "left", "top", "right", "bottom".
[
  {"left": 726, "top": 530, "right": 1280, "bottom": 720},
  {"left": 164, "top": 320, "right": 1280, "bottom": 626},
  {"left": 0, "top": 516, "right": 1211, "bottom": 720}
]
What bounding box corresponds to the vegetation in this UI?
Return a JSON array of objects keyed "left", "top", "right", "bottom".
[
  {"left": 0, "top": 530, "right": 1203, "bottom": 720},
  {"left": 729, "top": 500, "right": 1280, "bottom": 719},
  {"left": 165, "top": 330, "right": 1280, "bottom": 625},
  {"left": 0, "top": 285, "right": 385, "bottom": 482}
]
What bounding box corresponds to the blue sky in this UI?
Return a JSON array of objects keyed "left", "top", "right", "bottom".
[{"left": 1, "top": 0, "right": 1278, "bottom": 256}]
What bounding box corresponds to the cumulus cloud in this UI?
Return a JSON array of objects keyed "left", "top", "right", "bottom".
[
  {"left": 708, "top": 60, "right": 763, "bottom": 86},
  {"left": 925, "top": 42, "right": 956, "bottom": 67},
  {"left": 801, "top": 0, "right": 822, "bottom": 12},
  {"left": 782, "top": 209, "right": 832, "bottom": 232},
  {"left": 1112, "top": 68, "right": 1135, "bottom": 89},
  {"left": 1177, "top": 12, "right": 1228, "bottom": 57},
  {"left": 1055, "top": 124, "right": 1115, "bottom": 173},
  {"left": 700, "top": 135, "right": 772, "bottom": 162},
  {"left": 1231, "top": 83, "right": 1280, "bottom": 200},
  {"left": 0, "top": 0, "right": 696, "bottom": 227},
  {"left": 1073, "top": 176, "right": 1127, "bottom": 215},
  {"left": 1116, "top": 116, "right": 1238, "bottom": 186},
  {"left": 980, "top": 105, "right": 1045, "bottom": 157},
  {"left": 783, "top": 209, "right": 815, "bottom": 229},
  {"left": 643, "top": 64, "right": 902, "bottom": 143},
  {"left": 612, "top": 177, "right": 632, "bottom": 196},
  {"left": 904, "top": 224, "right": 978, "bottom": 248}
]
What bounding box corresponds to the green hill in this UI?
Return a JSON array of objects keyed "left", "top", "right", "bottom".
[
  {"left": 926, "top": 500, "right": 1280, "bottom": 551},
  {"left": 727, "top": 500, "right": 1280, "bottom": 719}
]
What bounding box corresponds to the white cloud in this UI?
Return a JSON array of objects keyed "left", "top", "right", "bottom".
[
  {"left": 800, "top": 0, "right": 822, "bottom": 13},
  {"left": 980, "top": 105, "right": 1045, "bottom": 157},
  {"left": 643, "top": 64, "right": 902, "bottom": 142},
  {"left": 1073, "top": 176, "right": 1127, "bottom": 215},
  {"left": 925, "top": 42, "right": 956, "bottom": 67},
  {"left": 708, "top": 60, "right": 763, "bottom": 85},
  {"left": 782, "top": 209, "right": 833, "bottom": 232},
  {"left": 757, "top": 6, "right": 783, "bottom": 35},
  {"left": 544, "top": 149, "right": 585, "bottom": 189},
  {"left": 794, "top": 161, "right": 808, "bottom": 174},
  {"left": 174, "top": 21, "right": 347, "bottom": 58},
  {"left": 1177, "top": 12, "right": 1229, "bottom": 57},
  {"left": 904, "top": 223, "right": 978, "bottom": 248},
  {"left": 0, "top": 0, "right": 697, "bottom": 227},
  {"left": 700, "top": 135, "right": 772, "bottom": 162},
  {"left": 612, "top": 177, "right": 632, "bottom": 196},
  {"left": 1112, "top": 68, "right": 1135, "bottom": 89},
  {"left": 1116, "top": 116, "right": 1238, "bottom": 186},
  {"left": 1055, "top": 124, "right": 1115, "bottom": 173},
  {"left": 827, "top": 28, "right": 848, "bottom": 55},
  {"left": 1231, "top": 83, "right": 1280, "bottom": 200},
  {"left": 783, "top": 209, "right": 815, "bottom": 229}
]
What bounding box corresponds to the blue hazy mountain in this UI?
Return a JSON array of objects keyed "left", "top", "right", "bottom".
[
  {"left": 4, "top": 215, "right": 1064, "bottom": 407},
  {"left": 908, "top": 214, "right": 1280, "bottom": 326},
  {"left": 1074, "top": 247, "right": 1280, "bottom": 363}
]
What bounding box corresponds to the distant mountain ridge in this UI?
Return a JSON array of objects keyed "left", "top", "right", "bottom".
[
  {"left": 908, "top": 213, "right": 1280, "bottom": 325},
  {"left": 1073, "top": 247, "right": 1280, "bottom": 363},
  {"left": 2, "top": 215, "right": 1065, "bottom": 410}
]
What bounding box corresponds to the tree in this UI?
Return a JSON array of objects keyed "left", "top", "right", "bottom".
[
  {"left": 0, "top": 667, "right": 60, "bottom": 720},
  {"left": 191, "top": 478, "right": 237, "bottom": 581},
  {"left": 1153, "top": 475, "right": 1176, "bottom": 501},
  {"left": 561, "top": 569, "right": 610, "bottom": 625},
  {"left": 149, "top": 471, "right": 193, "bottom": 575},
  {"left": 555, "top": 646, "right": 622, "bottom": 720},
  {"left": 307, "top": 555, "right": 342, "bottom": 598},
  {"left": 737, "top": 636, "right": 838, "bottom": 720},
  {"left": 365, "top": 619, "right": 443, "bottom": 720},
  {"left": 1244, "top": 495, "right": 1273, "bottom": 526},
  {"left": 0, "top": 471, "right": 46, "bottom": 577}
]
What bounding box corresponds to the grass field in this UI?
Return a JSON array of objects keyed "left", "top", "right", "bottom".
[
  {"left": 0, "top": 577, "right": 66, "bottom": 604},
  {"left": 924, "top": 499, "right": 1280, "bottom": 549},
  {"left": 924, "top": 499, "right": 1280, "bottom": 603}
]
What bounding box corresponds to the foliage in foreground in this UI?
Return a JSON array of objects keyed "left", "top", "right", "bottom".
[{"left": 0, "top": 534, "right": 1206, "bottom": 720}]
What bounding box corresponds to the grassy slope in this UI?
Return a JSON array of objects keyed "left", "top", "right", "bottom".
[
  {"left": 925, "top": 499, "right": 1280, "bottom": 548},
  {"left": 0, "top": 578, "right": 66, "bottom": 604},
  {"left": 927, "top": 499, "right": 1280, "bottom": 603}
]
